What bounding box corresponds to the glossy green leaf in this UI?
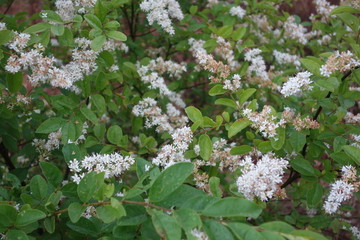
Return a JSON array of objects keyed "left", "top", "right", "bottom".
[
  {"left": 36, "top": 117, "right": 66, "bottom": 134},
  {"left": 149, "top": 162, "right": 194, "bottom": 202},
  {"left": 199, "top": 134, "right": 212, "bottom": 160},
  {"left": 185, "top": 106, "right": 203, "bottom": 123},
  {"left": 106, "top": 31, "right": 127, "bottom": 41},
  {"left": 228, "top": 119, "right": 251, "bottom": 138},
  {"left": 202, "top": 197, "right": 262, "bottom": 218}
]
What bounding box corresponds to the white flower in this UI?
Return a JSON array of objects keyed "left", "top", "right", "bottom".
[
  {"left": 229, "top": 6, "right": 246, "bottom": 19},
  {"left": 236, "top": 152, "right": 288, "bottom": 201},
  {"left": 140, "top": 0, "right": 184, "bottom": 35},
  {"left": 280, "top": 71, "right": 313, "bottom": 97}
]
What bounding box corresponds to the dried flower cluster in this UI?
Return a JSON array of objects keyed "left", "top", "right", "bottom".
[
  {"left": 324, "top": 165, "right": 359, "bottom": 214},
  {"left": 282, "top": 107, "right": 320, "bottom": 131},
  {"left": 320, "top": 51, "right": 360, "bottom": 77},
  {"left": 236, "top": 151, "right": 288, "bottom": 201},
  {"left": 189, "top": 38, "right": 231, "bottom": 83},
  {"left": 68, "top": 153, "right": 135, "bottom": 184}
]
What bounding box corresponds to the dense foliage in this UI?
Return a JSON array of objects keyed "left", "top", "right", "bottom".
[{"left": 0, "top": 0, "right": 359, "bottom": 239}]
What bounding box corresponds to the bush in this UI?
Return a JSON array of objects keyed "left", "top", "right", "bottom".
[{"left": 0, "top": 0, "right": 359, "bottom": 239}]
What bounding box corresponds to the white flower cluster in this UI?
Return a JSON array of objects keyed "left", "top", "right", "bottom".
[
  {"left": 5, "top": 37, "right": 128, "bottom": 92},
  {"left": 147, "top": 57, "right": 187, "bottom": 79},
  {"left": 7, "top": 32, "right": 31, "bottom": 53},
  {"left": 132, "top": 98, "right": 187, "bottom": 133},
  {"left": 32, "top": 130, "right": 62, "bottom": 160},
  {"left": 349, "top": 226, "right": 360, "bottom": 240},
  {"left": 314, "top": 0, "right": 336, "bottom": 20},
  {"left": 223, "top": 74, "right": 242, "bottom": 92},
  {"left": 55, "top": 0, "right": 96, "bottom": 21},
  {"left": 273, "top": 50, "right": 300, "bottom": 68},
  {"left": 214, "top": 36, "right": 239, "bottom": 70},
  {"left": 317, "top": 34, "right": 333, "bottom": 45},
  {"left": 191, "top": 228, "right": 209, "bottom": 240},
  {"left": 324, "top": 165, "right": 359, "bottom": 214},
  {"left": 244, "top": 48, "right": 270, "bottom": 81},
  {"left": 320, "top": 51, "right": 360, "bottom": 77},
  {"left": 137, "top": 65, "right": 185, "bottom": 108},
  {"left": 243, "top": 106, "right": 286, "bottom": 139},
  {"left": 236, "top": 151, "right": 288, "bottom": 201},
  {"left": 140, "top": 0, "right": 184, "bottom": 35},
  {"left": 283, "top": 16, "right": 309, "bottom": 44},
  {"left": 280, "top": 71, "right": 313, "bottom": 97},
  {"left": 229, "top": 6, "right": 246, "bottom": 19},
  {"left": 152, "top": 126, "right": 193, "bottom": 168},
  {"left": 68, "top": 153, "right": 135, "bottom": 184}
]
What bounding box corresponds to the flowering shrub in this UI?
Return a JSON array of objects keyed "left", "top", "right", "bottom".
[{"left": 0, "top": 0, "right": 360, "bottom": 239}]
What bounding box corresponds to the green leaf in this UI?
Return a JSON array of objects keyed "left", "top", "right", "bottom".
[
  {"left": 97, "top": 204, "right": 125, "bottom": 223},
  {"left": 299, "top": 59, "right": 320, "bottom": 76},
  {"left": 61, "top": 122, "right": 76, "bottom": 143},
  {"left": 6, "top": 230, "right": 28, "bottom": 240},
  {"left": 148, "top": 209, "right": 181, "bottom": 240},
  {"left": 23, "top": 22, "right": 51, "bottom": 33},
  {"left": 41, "top": 10, "right": 63, "bottom": 22},
  {"left": 0, "top": 205, "right": 17, "bottom": 228},
  {"left": 331, "top": 6, "right": 360, "bottom": 15},
  {"left": 202, "top": 197, "right": 262, "bottom": 218},
  {"left": 228, "top": 119, "right": 251, "bottom": 138},
  {"left": 84, "top": 14, "right": 102, "bottom": 30},
  {"left": 51, "top": 24, "right": 65, "bottom": 36},
  {"left": 215, "top": 98, "right": 237, "bottom": 108},
  {"left": 6, "top": 72, "right": 23, "bottom": 93},
  {"left": 36, "top": 117, "right": 66, "bottom": 134},
  {"left": 199, "top": 134, "right": 212, "bottom": 160},
  {"left": 289, "top": 131, "right": 306, "bottom": 152},
  {"left": 203, "top": 220, "right": 235, "bottom": 240},
  {"left": 149, "top": 162, "right": 194, "bottom": 202},
  {"left": 77, "top": 172, "right": 102, "bottom": 203},
  {"left": 174, "top": 208, "right": 202, "bottom": 231},
  {"left": 290, "top": 157, "right": 316, "bottom": 176},
  {"left": 185, "top": 106, "right": 203, "bottom": 123},
  {"left": 91, "top": 35, "right": 106, "bottom": 51},
  {"left": 107, "top": 125, "right": 123, "bottom": 145},
  {"left": 44, "top": 216, "right": 55, "bottom": 233},
  {"left": 232, "top": 26, "right": 246, "bottom": 41},
  {"left": 80, "top": 107, "right": 98, "bottom": 124},
  {"left": 104, "top": 21, "right": 121, "bottom": 30},
  {"left": 106, "top": 31, "right": 127, "bottom": 41},
  {"left": 91, "top": 94, "right": 106, "bottom": 115},
  {"left": 307, "top": 183, "right": 323, "bottom": 206},
  {"left": 238, "top": 88, "right": 256, "bottom": 106},
  {"left": 217, "top": 25, "right": 233, "bottom": 38},
  {"left": 209, "top": 84, "right": 227, "bottom": 96},
  {"left": 190, "top": 5, "right": 198, "bottom": 15},
  {"left": 290, "top": 230, "right": 328, "bottom": 240},
  {"left": 342, "top": 145, "right": 360, "bottom": 165},
  {"left": 30, "top": 175, "right": 48, "bottom": 200},
  {"left": 62, "top": 143, "right": 81, "bottom": 163},
  {"left": 228, "top": 222, "right": 264, "bottom": 240},
  {"left": 15, "top": 209, "right": 46, "bottom": 227},
  {"left": 271, "top": 127, "right": 285, "bottom": 150},
  {"left": 0, "top": 30, "right": 14, "bottom": 45},
  {"left": 259, "top": 221, "right": 295, "bottom": 233},
  {"left": 68, "top": 202, "right": 86, "bottom": 223},
  {"left": 209, "top": 177, "right": 222, "bottom": 197},
  {"left": 230, "top": 145, "right": 253, "bottom": 155}
]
